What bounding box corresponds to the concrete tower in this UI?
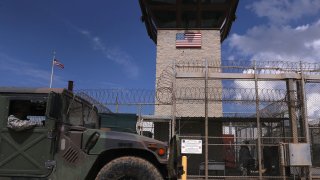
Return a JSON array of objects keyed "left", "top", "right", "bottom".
[
  {"left": 140, "top": 0, "right": 238, "bottom": 117},
  {"left": 140, "top": 0, "right": 238, "bottom": 175}
]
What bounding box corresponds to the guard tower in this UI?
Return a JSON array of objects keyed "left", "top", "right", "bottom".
[
  {"left": 140, "top": 0, "right": 238, "bottom": 175},
  {"left": 140, "top": 0, "right": 238, "bottom": 115}
]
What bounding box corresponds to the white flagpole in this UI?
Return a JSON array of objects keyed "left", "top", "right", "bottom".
[{"left": 49, "top": 51, "right": 56, "bottom": 88}]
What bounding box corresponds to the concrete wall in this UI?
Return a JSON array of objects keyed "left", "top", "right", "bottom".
[
  {"left": 154, "top": 30, "right": 224, "bottom": 175},
  {"left": 155, "top": 30, "right": 222, "bottom": 117}
]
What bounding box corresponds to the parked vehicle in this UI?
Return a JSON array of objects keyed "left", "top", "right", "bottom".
[{"left": 0, "top": 87, "right": 173, "bottom": 180}]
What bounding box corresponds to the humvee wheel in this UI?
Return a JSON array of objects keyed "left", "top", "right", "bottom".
[{"left": 95, "top": 156, "right": 164, "bottom": 180}]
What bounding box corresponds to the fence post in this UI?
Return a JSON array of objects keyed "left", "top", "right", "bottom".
[
  {"left": 171, "top": 59, "right": 177, "bottom": 138},
  {"left": 137, "top": 104, "right": 142, "bottom": 135},
  {"left": 182, "top": 156, "right": 187, "bottom": 180},
  {"left": 205, "top": 59, "right": 209, "bottom": 180},
  {"left": 286, "top": 79, "right": 298, "bottom": 143},
  {"left": 299, "top": 61, "right": 312, "bottom": 180},
  {"left": 254, "top": 60, "right": 263, "bottom": 179}
]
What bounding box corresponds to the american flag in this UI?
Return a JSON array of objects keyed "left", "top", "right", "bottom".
[
  {"left": 176, "top": 33, "right": 201, "bottom": 48},
  {"left": 53, "top": 59, "right": 64, "bottom": 69}
]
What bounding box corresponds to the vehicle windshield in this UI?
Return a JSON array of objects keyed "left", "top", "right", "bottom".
[{"left": 65, "top": 95, "right": 98, "bottom": 128}]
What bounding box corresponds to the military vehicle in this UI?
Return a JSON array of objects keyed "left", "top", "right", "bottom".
[{"left": 0, "top": 87, "right": 174, "bottom": 180}]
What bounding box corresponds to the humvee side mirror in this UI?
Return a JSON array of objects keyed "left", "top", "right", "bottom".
[
  {"left": 84, "top": 132, "right": 100, "bottom": 153},
  {"left": 46, "top": 92, "right": 62, "bottom": 119}
]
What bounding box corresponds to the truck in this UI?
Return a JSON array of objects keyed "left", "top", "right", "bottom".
[{"left": 0, "top": 87, "right": 180, "bottom": 180}]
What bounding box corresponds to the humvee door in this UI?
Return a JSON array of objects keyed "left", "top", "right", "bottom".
[{"left": 0, "top": 94, "right": 55, "bottom": 178}]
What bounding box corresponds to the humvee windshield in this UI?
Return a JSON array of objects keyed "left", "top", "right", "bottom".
[{"left": 64, "top": 93, "right": 98, "bottom": 128}]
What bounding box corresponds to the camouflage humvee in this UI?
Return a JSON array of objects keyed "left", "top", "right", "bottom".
[{"left": 0, "top": 87, "right": 176, "bottom": 180}]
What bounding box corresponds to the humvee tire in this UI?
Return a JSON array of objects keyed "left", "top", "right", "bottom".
[{"left": 96, "top": 156, "right": 164, "bottom": 180}]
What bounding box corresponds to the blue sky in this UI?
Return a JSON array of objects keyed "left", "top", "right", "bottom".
[{"left": 1, "top": 0, "right": 320, "bottom": 91}]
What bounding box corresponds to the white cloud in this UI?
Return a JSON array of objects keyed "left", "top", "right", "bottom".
[
  {"left": 295, "top": 24, "right": 309, "bottom": 31},
  {"left": 234, "top": 80, "right": 283, "bottom": 90},
  {"left": 77, "top": 28, "right": 139, "bottom": 78},
  {"left": 305, "top": 39, "right": 320, "bottom": 50},
  {"left": 229, "top": 1, "right": 320, "bottom": 62},
  {"left": 0, "top": 52, "right": 64, "bottom": 87},
  {"left": 247, "top": 0, "right": 320, "bottom": 25},
  {"left": 228, "top": 20, "right": 320, "bottom": 62},
  {"left": 232, "top": 67, "right": 286, "bottom": 102}
]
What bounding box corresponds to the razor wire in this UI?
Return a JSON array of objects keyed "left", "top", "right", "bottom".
[
  {"left": 157, "top": 60, "right": 320, "bottom": 93},
  {"left": 75, "top": 87, "right": 288, "bottom": 105},
  {"left": 171, "top": 59, "right": 320, "bottom": 74},
  {"left": 160, "top": 87, "right": 288, "bottom": 104},
  {"left": 75, "top": 89, "right": 157, "bottom": 105}
]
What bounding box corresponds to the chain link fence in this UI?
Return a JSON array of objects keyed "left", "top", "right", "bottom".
[
  {"left": 306, "top": 82, "right": 320, "bottom": 179},
  {"left": 76, "top": 60, "right": 320, "bottom": 179}
]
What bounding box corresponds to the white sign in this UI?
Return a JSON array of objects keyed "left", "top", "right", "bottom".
[{"left": 181, "top": 139, "right": 202, "bottom": 154}]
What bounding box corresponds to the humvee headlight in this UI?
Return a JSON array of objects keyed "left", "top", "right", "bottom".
[
  {"left": 157, "top": 148, "right": 166, "bottom": 156},
  {"left": 147, "top": 143, "right": 166, "bottom": 156}
]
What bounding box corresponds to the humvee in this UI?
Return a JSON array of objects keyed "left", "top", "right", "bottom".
[{"left": 0, "top": 87, "right": 174, "bottom": 179}]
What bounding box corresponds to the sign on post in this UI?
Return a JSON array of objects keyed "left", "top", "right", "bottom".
[{"left": 181, "top": 139, "right": 202, "bottom": 154}]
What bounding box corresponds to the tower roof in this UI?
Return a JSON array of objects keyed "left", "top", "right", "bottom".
[{"left": 139, "top": 0, "right": 239, "bottom": 44}]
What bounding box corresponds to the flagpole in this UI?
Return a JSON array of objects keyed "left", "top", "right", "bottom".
[{"left": 49, "top": 51, "right": 56, "bottom": 88}]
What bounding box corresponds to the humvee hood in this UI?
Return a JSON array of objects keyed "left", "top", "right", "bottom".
[
  {"left": 105, "top": 130, "right": 167, "bottom": 145},
  {"left": 89, "top": 130, "right": 167, "bottom": 155}
]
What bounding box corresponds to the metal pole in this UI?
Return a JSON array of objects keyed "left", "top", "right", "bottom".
[
  {"left": 171, "top": 60, "right": 177, "bottom": 138},
  {"left": 254, "top": 60, "right": 263, "bottom": 179},
  {"left": 279, "top": 143, "right": 286, "bottom": 180},
  {"left": 138, "top": 104, "right": 142, "bottom": 135},
  {"left": 115, "top": 95, "right": 119, "bottom": 113},
  {"left": 287, "top": 79, "right": 298, "bottom": 143},
  {"left": 299, "top": 62, "right": 312, "bottom": 180},
  {"left": 299, "top": 61, "right": 310, "bottom": 143},
  {"left": 49, "top": 50, "right": 56, "bottom": 88},
  {"left": 205, "top": 59, "right": 209, "bottom": 180},
  {"left": 236, "top": 126, "right": 239, "bottom": 165}
]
